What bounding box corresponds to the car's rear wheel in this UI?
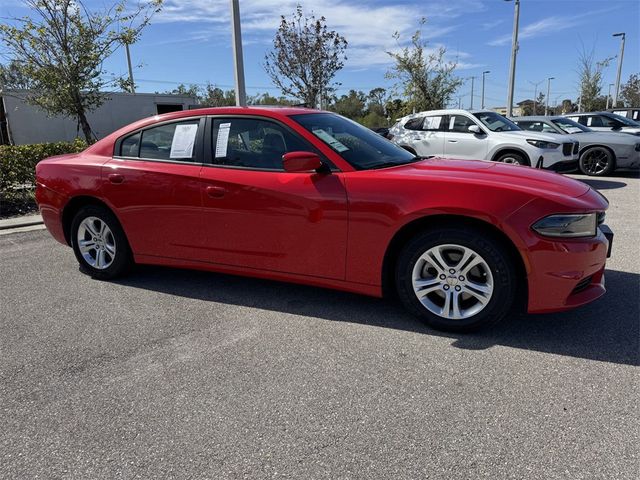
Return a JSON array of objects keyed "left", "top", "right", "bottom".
[
  {"left": 495, "top": 151, "right": 529, "bottom": 166},
  {"left": 396, "top": 228, "right": 517, "bottom": 332},
  {"left": 579, "top": 146, "right": 615, "bottom": 176},
  {"left": 71, "top": 205, "right": 132, "bottom": 279}
]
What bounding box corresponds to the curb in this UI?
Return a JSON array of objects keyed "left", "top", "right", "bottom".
[{"left": 0, "top": 214, "right": 44, "bottom": 231}]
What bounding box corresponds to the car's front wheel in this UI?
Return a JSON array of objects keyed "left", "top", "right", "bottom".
[
  {"left": 71, "top": 205, "right": 132, "bottom": 279},
  {"left": 396, "top": 228, "right": 517, "bottom": 332},
  {"left": 579, "top": 146, "right": 615, "bottom": 176},
  {"left": 495, "top": 151, "right": 529, "bottom": 166}
]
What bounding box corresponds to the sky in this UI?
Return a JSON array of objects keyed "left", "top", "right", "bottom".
[{"left": 1, "top": 0, "right": 639, "bottom": 108}]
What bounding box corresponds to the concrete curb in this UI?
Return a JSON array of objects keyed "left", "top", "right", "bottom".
[{"left": 0, "top": 214, "right": 44, "bottom": 231}]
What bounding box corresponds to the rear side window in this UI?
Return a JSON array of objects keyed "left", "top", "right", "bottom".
[{"left": 117, "top": 119, "right": 202, "bottom": 162}]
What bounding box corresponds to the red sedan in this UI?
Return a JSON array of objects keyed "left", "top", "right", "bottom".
[{"left": 36, "top": 107, "right": 612, "bottom": 331}]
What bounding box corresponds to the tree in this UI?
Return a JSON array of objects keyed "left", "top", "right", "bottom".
[
  {"left": 620, "top": 73, "right": 640, "bottom": 107},
  {"left": 264, "top": 4, "right": 347, "bottom": 107},
  {"left": 0, "top": 61, "right": 31, "bottom": 90},
  {"left": 0, "top": 0, "right": 162, "bottom": 143},
  {"left": 576, "top": 44, "right": 613, "bottom": 112},
  {"left": 249, "top": 92, "right": 295, "bottom": 106},
  {"left": 367, "top": 87, "right": 387, "bottom": 116},
  {"left": 330, "top": 90, "right": 367, "bottom": 119},
  {"left": 386, "top": 19, "right": 463, "bottom": 113}
]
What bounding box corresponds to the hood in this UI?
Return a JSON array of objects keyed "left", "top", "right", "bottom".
[
  {"left": 577, "top": 131, "right": 640, "bottom": 144},
  {"left": 498, "top": 130, "right": 568, "bottom": 142},
  {"left": 385, "top": 158, "right": 590, "bottom": 198}
]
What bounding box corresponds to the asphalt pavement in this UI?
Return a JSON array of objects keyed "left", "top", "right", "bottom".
[{"left": 1, "top": 172, "right": 638, "bottom": 479}]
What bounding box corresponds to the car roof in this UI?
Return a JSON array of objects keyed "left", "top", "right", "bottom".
[
  {"left": 153, "top": 105, "right": 319, "bottom": 121},
  {"left": 511, "top": 116, "right": 564, "bottom": 121}
]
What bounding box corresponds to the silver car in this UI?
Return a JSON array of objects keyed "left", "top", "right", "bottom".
[
  {"left": 512, "top": 116, "right": 640, "bottom": 176},
  {"left": 563, "top": 112, "right": 640, "bottom": 136},
  {"left": 388, "top": 109, "right": 579, "bottom": 171}
]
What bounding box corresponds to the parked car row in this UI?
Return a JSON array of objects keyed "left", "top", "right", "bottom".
[{"left": 386, "top": 109, "right": 640, "bottom": 176}]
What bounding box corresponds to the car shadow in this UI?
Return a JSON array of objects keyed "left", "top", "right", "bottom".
[
  {"left": 114, "top": 266, "right": 639, "bottom": 367},
  {"left": 579, "top": 179, "right": 627, "bottom": 190}
]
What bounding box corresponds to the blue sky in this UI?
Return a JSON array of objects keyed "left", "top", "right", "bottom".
[{"left": 1, "top": 0, "right": 639, "bottom": 108}]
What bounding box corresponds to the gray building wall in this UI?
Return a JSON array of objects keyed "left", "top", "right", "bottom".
[{"left": 1, "top": 91, "right": 198, "bottom": 145}]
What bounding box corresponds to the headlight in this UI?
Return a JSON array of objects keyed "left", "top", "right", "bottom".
[
  {"left": 526, "top": 139, "right": 560, "bottom": 149},
  {"left": 532, "top": 213, "right": 597, "bottom": 238}
]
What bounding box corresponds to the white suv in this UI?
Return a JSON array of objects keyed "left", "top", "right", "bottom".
[{"left": 388, "top": 109, "right": 579, "bottom": 171}]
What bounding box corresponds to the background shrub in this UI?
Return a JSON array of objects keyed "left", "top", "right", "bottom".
[{"left": 0, "top": 138, "right": 87, "bottom": 217}]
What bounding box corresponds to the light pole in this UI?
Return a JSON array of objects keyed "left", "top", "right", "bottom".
[
  {"left": 505, "top": 0, "right": 520, "bottom": 117},
  {"left": 612, "top": 32, "right": 625, "bottom": 108},
  {"left": 481, "top": 70, "right": 490, "bottom": 109},
  {"left": 529, "top": 79, "right": 544, "bottom": 114},
  {"left": 545, "top": 76, "right": 554, "bottom": 115},
  {"left": 469, "top": 76, "right": 476, "bottom": 109},
  {"left": 230, "top": 0, "right": 247, "bottom": 106},
  {"left": 606, "top": 83, "right": 614, "bottom": 109},
  {"left": 125, "top": 43, "right": 135, "bottom": 94}
]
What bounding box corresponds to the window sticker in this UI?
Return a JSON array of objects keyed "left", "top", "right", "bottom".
[
  {"left": 449, "top": 116, "right": 456, "bottom": 130},
  {"left": 586, "top": 117, "right": 592, "bottom": 126},
  {"left": 215, "top": 122, "right": 232, "bottom": 158},
  {"left": 313, "top": 128, "right": 350, "bottom": 152},
  {"left": 424, "top": 116, "right": 441, "bottom": 130},
  {"left": 169, "top": 124, "right": 199, "bottom": 158}
]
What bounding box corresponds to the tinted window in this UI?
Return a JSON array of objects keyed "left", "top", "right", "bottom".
[
  {"left": 447, "top": 115, "right": 477, "bottom": 133},
  {"left": 120, "top": 132, "right": 141, "bottom": 157},
  {"left": 404, "top": 117, "right": 424, "bottom": 130},
  {"left": 587, "top": 116, "right": 605, "bottom": 127},
  {"left": 292, "top": 112, "right": 417, "bottom": 170},
  {"left": 212, "top": 118, "right": 311, "bottom": 170},
  {"left": 137, "top": 120, "right": 200, "bottom": 161}
]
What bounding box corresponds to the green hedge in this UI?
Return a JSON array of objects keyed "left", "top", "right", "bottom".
[{"left": 0, "top": 139, "right": 87, "bottom": 196}]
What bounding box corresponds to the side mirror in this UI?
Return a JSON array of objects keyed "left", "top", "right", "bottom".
[
  {"left": 282, "top": 151, "right": 324, "bottom": 173},
  {"left": 468, "top": 125, "right": 482, "bottom": 134}
]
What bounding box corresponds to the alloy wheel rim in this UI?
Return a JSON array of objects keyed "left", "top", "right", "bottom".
[
  {"left": 501, "top": 156, "right": 521, "bottom": 165},
  {"left": 581, "top": 148, "right": 609, "bottom": 175},
  {"left": 411, "top": 244, "right": 494, "bottom": 320},
  {"left": 77, "top": 217, "right": 116, "bottom": 270}
]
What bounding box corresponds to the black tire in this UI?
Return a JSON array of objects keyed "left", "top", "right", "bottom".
[
  {"left": 495, "top": 151, "right": 530, "bottom": 166},
  {"left": 579, "top": 146, "right": 615, "bottom": 176},
  {"left": 395, "top": 227, "right": 517, "bottom": 332},
  {"left": 71, "top": 205, "right": 132, "bottom": 280}
]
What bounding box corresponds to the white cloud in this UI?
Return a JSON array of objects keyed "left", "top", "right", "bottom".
[{"left": 153, "top": 0, "right": 475, "bottom": 69}]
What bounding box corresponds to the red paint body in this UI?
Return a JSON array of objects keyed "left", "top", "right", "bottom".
[{"left": 36, "top": 107, "right": 610, "bottom": 313}]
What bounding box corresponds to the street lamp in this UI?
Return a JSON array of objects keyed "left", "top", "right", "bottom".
[
  {"left": 529, "top": 79, "right": 544, "bottom": 114},
  {"left": 481, "top": 71, "right": 490, "bottom": 109},
  {"left": 545, "top": 76, "right": 554, "bottom": 115},
  {"left": 606, "top": 83, "right": 614, "bottom": 109},
  {"left": 505, "top": 0, "right": 520, "bottom": 117},
  {"left": 612, "top": 32, "right": 625, "bottom": 108},
  {"left": 469, "top": 76, "right": 476, "bottom": 109}
]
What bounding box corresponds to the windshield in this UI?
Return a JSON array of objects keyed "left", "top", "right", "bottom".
[
  {"left": 551, "top": 118, "right": 590, "bottom": 134},
  {"left": 606, "top": 112, "right": 640, "bottom": 126},
  {"left": 291, "top": 112, "right": 418, "bottom": 170},
  {"left": 472, "top": 112, "right": 520, "bottom": 132}
]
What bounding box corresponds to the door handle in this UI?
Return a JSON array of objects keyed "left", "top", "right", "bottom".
[
  {"left": 108, "top": 173, "right": 124, "bottom": 184},
  {"left": 206, "top": 185, "right": 227, "bottom": 198},
  {"left": 447, "top": 140, "right": 458, "bottom": 143}
]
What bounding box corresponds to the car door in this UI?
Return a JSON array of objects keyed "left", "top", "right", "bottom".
[
  {"left": 442, "top": 113, "right": 488, "bottom": 160},
  {"left": 102, "top": 117, "right": 206, "bottom": 260},
  {"left": 198, "top": 116, "right": 349, "bottom": 280}
]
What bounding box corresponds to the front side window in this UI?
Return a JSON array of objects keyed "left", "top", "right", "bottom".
[
  {"left": 587, "top": 116, "right": 605, "bottom": 127},
  {"left": 604, "top": 113, "right": 640, "bottom": 126},
  {"left": 447, "top": 115, "right": 478, "bottom": 133},
  {"left": 212, "top": 118, "right": 313, "bottom": 170},
  {"left": 291, "top": 112, "right": 417, "bottom": 170},
  {"left": 472, "top": 112, "right": 520, "bottom": 132}
]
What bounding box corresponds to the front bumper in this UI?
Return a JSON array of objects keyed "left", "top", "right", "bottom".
[
  {"left": 538, "top": 149, "right": 579, "bottom": 170},
  {"left": 526, "top": 226, "right": 611, "bottom": 313},
  {"left": 546, "top": 159, "right": 579, "bottom": 173}
]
